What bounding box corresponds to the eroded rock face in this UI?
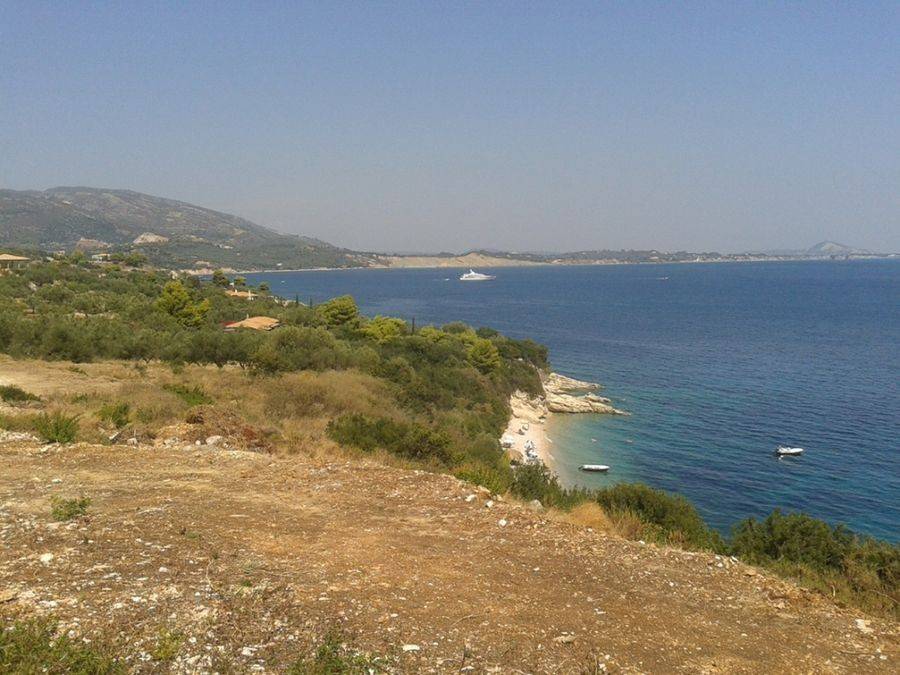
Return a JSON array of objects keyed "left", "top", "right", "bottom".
[
  {"left": 546, "top": 392, "right": 628, "bottom": 415},
  {"left": 542, "top": 372, "right": 599, "bottom": 393},
  {"left": 541, "top": 372, "right": 628, "bottom": 415}
]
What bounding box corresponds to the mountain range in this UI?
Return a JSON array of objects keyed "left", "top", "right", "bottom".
[{"left": 0, "top": 186, "right": 890, "bottom": 270}]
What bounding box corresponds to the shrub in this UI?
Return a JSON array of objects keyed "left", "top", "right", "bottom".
[
  {"left": 50, "top": 495, "right": 91, "bottom": 521},
  {"left": 0, "top": 384, "right": 40, "bottom": 403},
  {"left": 454, "top": 462, "right": 512, "bottom": 495},
  {"left": 509, "top": 463, "right": 586, "bottom": 509},
  {"left": 731, "top": 510, "right": 853, "bottom": 570},
  {"left": 326, "top": 413, "right": 452, "bottom": 464},
  {"left": 98, "top": 402, "right": 130, "bottom": 429},
  {"left": 33, "top": 411, "right": 80, "bottom": 443},
  {"left": 251, "top": 327, "right": 344, "bottom": 374},
  {"left": 730, "top": 510, "right": 899, "bottom": 618},
  {"left": 593, "top": 483, "right": 724, "bottom": 551},
  {"left": 0, "top": 618, "right": 121, "bottom": 674}
]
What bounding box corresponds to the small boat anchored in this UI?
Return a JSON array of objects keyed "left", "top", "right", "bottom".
[
  {"left": 579, "top": 464, "right": 610, "bottom": 473},
  {"left": 459, "top": 269, "right": 496, "bottom": 281},
  {"left": 775, "top": 446, "right": 804, "bottom": 457}
]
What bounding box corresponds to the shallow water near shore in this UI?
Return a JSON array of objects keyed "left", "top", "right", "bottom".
[{"left": 247, "top": 260, "right": 899, "bottom": 541}]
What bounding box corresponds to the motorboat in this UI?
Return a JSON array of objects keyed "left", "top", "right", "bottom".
[
  {"left": 775, "top": 446, "right": 804, "bottom": 457},
  {"left": 459, "top": 269, "right": 495, "bottom": 281},
  {"left": 580, "top": 464, "right": 610, "bottom": 472}
]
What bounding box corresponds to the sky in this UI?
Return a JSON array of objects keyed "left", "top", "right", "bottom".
[{"left": 1, "top": 2, "right": 898, "bottom": 253}]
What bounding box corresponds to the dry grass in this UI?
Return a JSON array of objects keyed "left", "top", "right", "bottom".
[
  {"left": 0, "top": 359, "right": 404, "bottom": 457},
  {"left": 565, "top": 502, "right": 614, "bottom": 532}
]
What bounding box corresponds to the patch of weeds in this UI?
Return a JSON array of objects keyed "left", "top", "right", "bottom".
[
  {"left": 288, "top": 628, "right": 385, "bottom": 674},
  {"left": 135, "top": 407, "right": 157, "bottom": 424},
  {"left": 70, "top": 392, "right": 90, "bottom": 404},
  {"left": 33, "top": 411, "right": 80, "bottom": 443},
  {"left": 0, "top": 412, "right": 35, "bottom": 433},
  {"left": 0, "top": 617, "right": 122, "bottom": 673},
  {"left": 178, "top": 526, "right": 201, "bottom": 541},
  {"left": 0, "top": 384, "right": 40, "bottom": 403},
  {"left": 97, "top": 402, "right": 130, "bottom": 429},
  {"left": 150, "top": 627, "right": 184, "bottom": 662},
  {"left": 133, "top": 362, "right": 147, "bottom": 375},
  {"left": 50, "top": 495, "right": 91, "bottom": 521},
  {"left": 164, "top": 383, "right": 213, "bottom": 406},
  {"left": 68, "top": 365, "right": 88, "bottom": 376}
]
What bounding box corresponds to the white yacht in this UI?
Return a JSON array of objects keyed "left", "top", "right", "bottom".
[
  {"left": 775, "top": 446, "right": 804, "bottom": 457},
  {"left": 459, "top": 269, "right": 495, "bottom": 281}
]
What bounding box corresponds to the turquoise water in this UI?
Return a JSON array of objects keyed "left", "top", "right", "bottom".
[{"left": 246, "top": 260, "right": 899, "bottom": 541}]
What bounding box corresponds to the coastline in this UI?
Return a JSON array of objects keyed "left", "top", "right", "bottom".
[
  {"left": 502, "top": 372, "right": 627, "bottom": 471},
  {"left": 190, "top": 254, "right": 899, "bottom": 276}
]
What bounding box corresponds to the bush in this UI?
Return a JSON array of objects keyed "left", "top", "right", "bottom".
[
  {"left": 33, "top": 411, "right": 80, "bottom": 443},
  {"left": 50, "top": 495, "right": 91, "bottom": 521},
  {"left": 97, "top": 402, "right": 130, "bottom": 429},
  {"left": 0, "top": 384, "right": 40, "bottom": 403},
  {"left": 593, "top": 483, "right": 724, "bottom": 551},
  {"left": 251, "top": 327, "right": 345, "bottom": 374},
  {"left": 327, "top": 413, "right": 452, "bottom": 465},
  {"left": 509, "top": 463, "right": 586, "bottom": 509},
  {"left": 454, "top": 462, "right": 512, "bottom": 495},
  {"left": 730, "top": 510, "right": 899, "bottom": 618},
  {"left": 0, "top": 618, "right": 121, "bottom": 673}
]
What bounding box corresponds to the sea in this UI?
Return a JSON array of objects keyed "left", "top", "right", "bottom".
[{"left": 246, "top": 260, "right": 900, "bottom": 542}]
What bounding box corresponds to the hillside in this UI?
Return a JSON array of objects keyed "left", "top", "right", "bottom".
[
  {"left": 0, "top": 438, "right": 895, "bottom": 672},
  {"left": 0, "top": 187, "right": 370, "bottom": 270}
]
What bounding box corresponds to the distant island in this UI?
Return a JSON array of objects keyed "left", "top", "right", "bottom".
[{"left": 1, "top": 186, "right": 894, "bottom": 272}]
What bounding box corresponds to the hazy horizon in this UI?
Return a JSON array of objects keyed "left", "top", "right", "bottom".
[{"left": 2, "top": 3, "right": 898, "bottom": 253}]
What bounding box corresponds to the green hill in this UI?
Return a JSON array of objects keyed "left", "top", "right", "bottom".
[{"left": 0, "top": 187, "right": 369, "bottom": 270}]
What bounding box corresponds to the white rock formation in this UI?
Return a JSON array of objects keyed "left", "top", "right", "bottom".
[{"left": 133, "top": 232, "right": 170, "bottom": 245}]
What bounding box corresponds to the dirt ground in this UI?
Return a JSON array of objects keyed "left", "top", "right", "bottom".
[{"left": 0, "top": 440, "right": 895, "bottom": 673}]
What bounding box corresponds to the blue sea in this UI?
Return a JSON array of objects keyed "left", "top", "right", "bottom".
[{"left": 246, "top": 260, "right": 899, "bottom": 541}]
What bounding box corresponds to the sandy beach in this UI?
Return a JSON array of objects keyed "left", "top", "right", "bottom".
[{"left": 502, "top": 391, "right": 557, "bottom": 468}]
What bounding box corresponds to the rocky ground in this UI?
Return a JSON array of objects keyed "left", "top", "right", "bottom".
[{"left": 1, "top": 440, "right": 896, "bottom": 673}]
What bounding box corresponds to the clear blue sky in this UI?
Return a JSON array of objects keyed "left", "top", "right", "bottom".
[{"left": 2, "top": 2, "right": 898, "bottom": 253}]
